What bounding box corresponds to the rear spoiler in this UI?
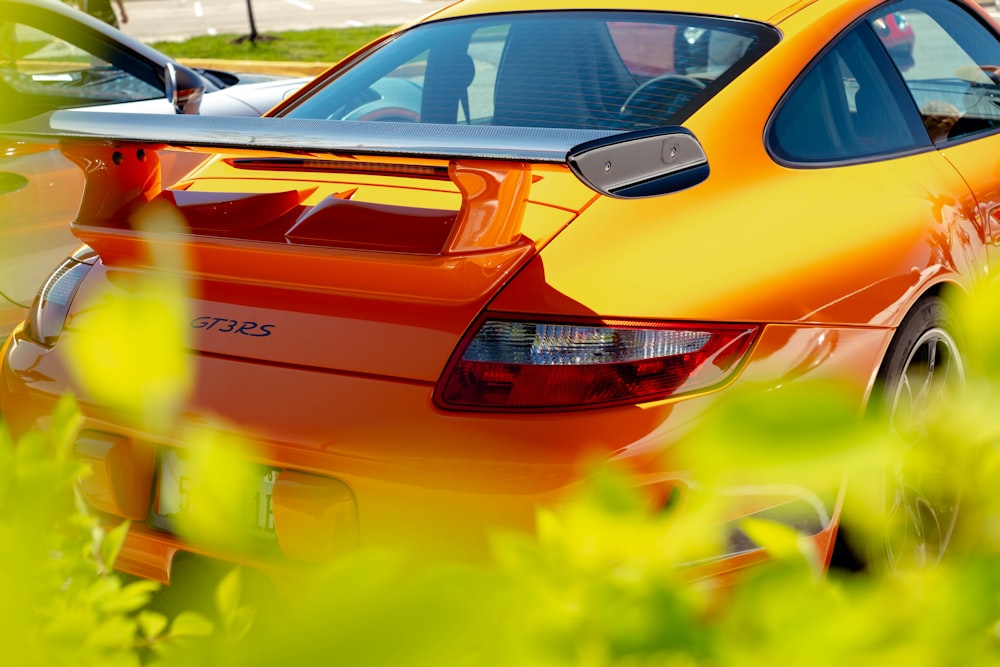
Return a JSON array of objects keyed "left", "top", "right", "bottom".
[{"left": 0, "top": 111, "right": 709, "bottom": 199}]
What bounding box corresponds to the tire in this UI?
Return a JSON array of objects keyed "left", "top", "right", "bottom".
[{"left": 869, "top": 295, "right": 965, "bottom": 570}]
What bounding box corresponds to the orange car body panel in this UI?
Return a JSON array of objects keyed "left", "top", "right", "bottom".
[{"left": 2, "top": 0, "right": 998, "bottom": 585}]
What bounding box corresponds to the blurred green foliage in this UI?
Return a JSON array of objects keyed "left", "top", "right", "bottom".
[
  {"left": 3, "top": 261, "right": 1000, "bottom": 665},
  {"left": 0, "top": 395, "right": 215, "bottom": 667},
  {"left": 2, "top": 369, "right": 999, "bottom": 665}
]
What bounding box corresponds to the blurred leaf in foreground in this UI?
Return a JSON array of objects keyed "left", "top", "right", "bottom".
[{"left": 64, "top": 202, "right": 193, "bottom": 433}]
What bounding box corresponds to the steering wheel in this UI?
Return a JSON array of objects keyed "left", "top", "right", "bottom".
[
  {"left": 354, "top": 107, "right": 420, "bottom": 122},
  {"left": 620, "top": 74, "right": 707, "bottom": 124}
]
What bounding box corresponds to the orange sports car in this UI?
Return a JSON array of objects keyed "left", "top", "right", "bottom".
[{"left": 2, "top": 0, "right": 997, "bottom": 589}]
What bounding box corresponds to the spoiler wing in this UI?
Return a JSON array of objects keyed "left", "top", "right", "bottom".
[{"left": 0, "top": 111, "right": 709, "bottom": 199}]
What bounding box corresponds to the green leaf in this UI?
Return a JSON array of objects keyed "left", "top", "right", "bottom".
[
  {"left": 84, "top": 615, "right": 138, "bottom": 650},
  {"left": 168, "top": 611, "right": 214, "bottom": 638},
  {"left": 739, "top": 517, "right": 816, "bottom": 566},
  {"left": 63, "top": 273, "right": 193, "bottom": 432},
  {"left": 214, "top": 567, "right": 243, "bottom": 625},
  {"left": 16, "top": 429, "right": 49, "bottom": 464},
  {"left": 226, "top": 607, "right": 256, "bottom": 643},
  {"left": 100, "top": 520, "right": 131, "bottom": 571},
  {"left": 0, "top": 432, "right": 15, "bottom": 509},
  {"left": 138, "top": 610, "right": 169, "bottom": 641},
  {"left": 99, "top": 579, "right": 161, "bottom": 616},
  {"left": 49, "top": 394, "right": 83, "bottom": 462},
  {"left": 86, "top": 576, "right": 122, "bottom": 606},
  {"left": 40, "top": 607, "right": 98, "bottom": 645}
]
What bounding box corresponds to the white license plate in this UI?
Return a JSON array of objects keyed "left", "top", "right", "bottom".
[{"left": 154, "top": 449, "right": 278, "bottom": 536}]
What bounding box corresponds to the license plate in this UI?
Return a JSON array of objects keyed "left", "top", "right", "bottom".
[{"left": 153, "top": 449, "right": 279, "bottom": 537}]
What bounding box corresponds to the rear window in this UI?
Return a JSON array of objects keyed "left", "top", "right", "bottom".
[{"left": 281, "top": 11, "right": 779, "bottom": 131}]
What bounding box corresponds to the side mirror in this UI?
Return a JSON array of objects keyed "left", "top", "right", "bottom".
[{"left": 165, "top": 62, "right": 206, "bottom": 115}]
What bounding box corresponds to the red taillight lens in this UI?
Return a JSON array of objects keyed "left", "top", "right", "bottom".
[{"left": 436, "top": 318, "right": 758, "bottom": 411}]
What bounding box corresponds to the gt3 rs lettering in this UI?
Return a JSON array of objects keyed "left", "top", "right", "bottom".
[{"left": 191, "top": 316, "right": 274, "bottom": 337}]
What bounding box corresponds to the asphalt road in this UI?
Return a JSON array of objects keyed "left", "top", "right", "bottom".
[{"left": 118, "top": 0, "right": 454, "bottom": 43}]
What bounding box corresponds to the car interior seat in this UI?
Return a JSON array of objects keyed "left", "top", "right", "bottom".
[{"left": 492, "top": 21, "right": 630, "bottom": 130}]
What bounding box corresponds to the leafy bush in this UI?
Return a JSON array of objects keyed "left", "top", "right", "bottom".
[
  {"left": 3, "top": 239, "right": 1000, "bottom": 664},
  {"left": 0, "top": 396, "right": 215, "bottom": 667},
  {"left": 4, "top": 371, "right": 999, "bottom": 666}
]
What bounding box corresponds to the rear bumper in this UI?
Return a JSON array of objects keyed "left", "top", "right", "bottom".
[{"left": 1, "top": 321, "right": 890, "bottom": 587}]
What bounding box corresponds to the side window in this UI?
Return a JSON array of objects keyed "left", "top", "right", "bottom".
[
  {"left": 881, "top": 1, "right": 1000, "bottom": 142},
  {"left": 770, "top": 25, "right": 928, "bottom": 163},
  {"left": 0, "top": 17, "right": 162, "bottom": 119}
]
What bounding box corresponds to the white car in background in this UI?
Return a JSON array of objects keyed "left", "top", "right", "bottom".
[{"left": 0, "top": 0, "right": 311, "bottom": 333}]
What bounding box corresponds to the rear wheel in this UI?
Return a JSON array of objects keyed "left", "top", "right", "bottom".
[{"left": 870, "top": 296, "right": 964, "bottom": 570}]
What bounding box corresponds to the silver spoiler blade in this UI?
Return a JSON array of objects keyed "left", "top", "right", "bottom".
[
  {"left": 2, "top": 110, "right": 613, "bottom": 162},
  {"left": 0, "top": 111, "right": 709, "bottom": 198}
]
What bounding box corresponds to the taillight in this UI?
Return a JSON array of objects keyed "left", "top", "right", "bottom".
[
  {"left": 436, "top": 317, "right": 758, "bottom": 411},
  {"left": 24, "top": 246, "right": 97, "bottom": 347}
]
